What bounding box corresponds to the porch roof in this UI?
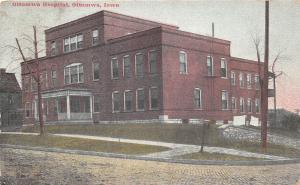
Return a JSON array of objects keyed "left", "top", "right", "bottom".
[{"left": 37, "top": 88, "right": 92, "bottom": 99}]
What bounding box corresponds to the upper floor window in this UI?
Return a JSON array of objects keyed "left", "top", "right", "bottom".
[
  {"left": 93, "top": 61, "right": 100, "bottom": 80},
  {"left": 194, "top": 88, "right": 202, "bottom": 109},
  {"left": 31, "top": 76, "right": 37, "bottom": 91},
  {"left": 51, "top": 69, "right": 57, "bottom": 87},
  {"left": 136, "top": 88, "right": 145, "bottom": 111},
  {"left": 92, "top": 29, "right": 99, "bottom": 45},
  {"left": 50, "top": 41, "right": 56, "bottom": 56},
  {"left": 111, "top": 58, "right": 119, "bottom": 79},
  {"left": 247, "top": 74, "right": 252, "bottom": 89},
  {"left": 207, "top": 56, "right": 214, "bottom": 76},
  {"left": 149, "top": 50, "right": 158, "bottom": 74},
  {"left": 135, "top": 53, "right": 144, "bottom": 77},
  {"left": 220, "top": 58, "right": 227, "bottom": 78},
  {"left": 179, "top": 51, "right": 187, "bottom": 74},
  {"left": 221, "top": 90, "right": 228, "bottom": 110},
  {"left": 239, "top": 72, "right": 245, "bottom": 88},
  {"left": 25, "top": 102, "right": 31, "bottom": 117},
  {"left": 240, "top": 97, "right": 245, "bottom": 113},
  {"left": 150, "top": 87, "right": 159, "bottom": 110},
  {"left": 124, "top": 90, "right": 133, "bottom": 112},
  {"left": 23, "top": 76, "right": 30, "bottom": 92},
  {"left": 231, "top": 71, "right": 236, "bottom": 86},
  {"left": 64, "top": 34, "right": 83, "bottom": 53},
  {"left": 123, "top": 55, "right": 131, "bottom": 78},
  {"left": 255, "top": 75, "right": 260, "bottom": 90},
  {"left": 64, "top": 63, "right": 84, "bottom": 84},
  {"left": 112, "top": 91, "right": 120, "bottom": 112}
]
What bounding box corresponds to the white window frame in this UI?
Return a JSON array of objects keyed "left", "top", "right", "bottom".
[
  {"left": 50, "top": 41, "right": 56, "bottom": 56},
  {"left": 255, "top": 74, "right": 260, "bottom": 90},
  {"left": 255, "top": 98, "right": 260, "bottom": 114},
  {"left": 25, "top": 102, "right": 31, "bottom": 117},
  {"left": 123, "top": 55, "right": 131, "bottom": 78},
  {"left": 92, "top": 29, "right": 99, "bottom": 46},
  {"left": 135, "top": 53, "right": 144, "bottom": 77},
  {"left": 124, "top": 90, "right": 133, "bottom": 112},
  {"left": 231, "top": 71, "right": 236, "bottom": 86},
  {"left": 149, "top": 86, "right": 159, "bottom": 110},
  {"left": 92, "top": 61, "right": 100, "bottom": 81},
  {"left": 111, "top": 57, "right": 119, "bottom": 79},
  {"left": 221, "top": 90, "right": 229, "bottom": 110},
  {"left": 112, "top": 91, "right": 120, "bottom": 113},
  {"left": 64, "top": 63, "right": 84, "bottom": 85},
  {"left": 179, "top": 51, "right": 188, "bottom": 74},
  {"left": 148, "top": 50, "right": 158, "bottom": 74},
  {"left": 207, "top": 55, "right": 214, "bottom": 76},
  {"left": 220, "top": 58, "right": 227, "bottom": 78},
  {"left": 239, "top": 72, "right": 244, "bottom": 88},
  {"left": 247, "top": 73, "right": 252, "bottom": 89},
  {"left": 232, "top": 97, "right": 236, "bottom": 110},
  {"left": 93, "top": 95, "right": 100, "bottom": 113},
  {"left": 247, "top": 98, "right": 252, "bottom": 113},
  {"left": 194, "top": 88, "right": 202, "bottom": 109},
  {"left": 136, "top": 88, "right": 145, "bottom": 111},
  {"left": 240, "top": 97, "right": 245, "bottom": 113}
]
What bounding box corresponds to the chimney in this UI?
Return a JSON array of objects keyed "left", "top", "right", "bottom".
[{"left": 0, "top": 68, "right": 6, "bottom": 75}]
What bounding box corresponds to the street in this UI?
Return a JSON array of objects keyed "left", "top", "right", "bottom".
[{"left": 0, "top": 148, "right": 299, "bottom": 185}]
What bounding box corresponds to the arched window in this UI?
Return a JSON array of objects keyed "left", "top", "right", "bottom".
[{"left": 64, "top": 63, "right": 84, "bottom": 84}]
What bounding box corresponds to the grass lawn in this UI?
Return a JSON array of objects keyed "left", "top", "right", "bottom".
[
  {"left": 0, "top": 134, "right": 169, "bottom": 155},
  {"left": 22, "top": 123, "right": 300, "bottom": 158},
  {"left": 177, "top": 152, "right": 262, "bottom": 161}
]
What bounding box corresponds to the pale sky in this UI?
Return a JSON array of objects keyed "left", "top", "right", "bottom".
[{"left": 0, "top": 0, "right": 299, "bottom": 112}]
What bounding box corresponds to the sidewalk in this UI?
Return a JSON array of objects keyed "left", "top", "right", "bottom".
[{"left": 1, "top": 132, "right": 290, "bottom": 160}]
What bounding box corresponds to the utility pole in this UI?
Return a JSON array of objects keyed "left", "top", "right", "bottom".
[
  {"left": 261, "top": 0, "right": 269, "bottom": 149},
  {"left": 16, "top": 26, "right": 44, "bottom": 135}
]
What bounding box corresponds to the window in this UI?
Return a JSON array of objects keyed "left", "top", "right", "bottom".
[
  {"left": 25, "top": 102, "right": 31, "bottom": 117},
  {"left": 255, "top": 98, "right": 260, "bottom": 113},
  {"left": 41, "top": 71, "right": 48, "bottom": 89},
  {"left": 231, "top": 71, "right": 236, "bottom": 86},
  {"left": 247, "top": 98, "right": 253, "bottom": 113},
  {"left": 232, "top": 97, "right": 236, "bottom": 110},
  {"left": 255, "top": 75, "right": 260, "bottom": 89},
  {"left": 150, "top": 87, "right": 159, "bottom": 110},
  {"left": 23, "top": 76, "right": 30, "bottom": 92},
  {"left": 221, "top": 90, "right": 228, "bottom": 110},
  {"left": 112, "top": 91, "right": 120, "bottom": 112},
  {"left": 240, "top": 98, "right": 245, "bottom": 113},
  {"left": 207, "top": 56, "right": 214, "bottom": 76},
  {"left": 220, "top": 58, "right": 227, "bottom": 78},
  {"left": 135, "top": 53, "right": 144, "bottom": 77},
  {"left": 136, "top": 89, "right": 145, "bottom": 111},
  {"left": 31, "top": 76, "right": 37, "bottom": 91},
  {"left": 111, "top": 58, "right": 119, "bottom": 79},
  {"left": 123, "top": 55, "right": 131, "bottom": 78},
  {"left": 50, "top": 41, "right": 56, "bottom": 56},
  {"left": 124, "top": 91, "right": 133, "bottom": 112},
  {"left": 77, "top": 34, "right": 83, "bottom": 49},
  {"left": 64, "top": 63, "right": 84, "bottom": 84},
  {"left": 239, "top": 72, "right": 245, "bottom": 88},
  {"left": 92, "top": 29, "right": 99, "bottom": 45},
  {"left": 93, "top": 62, "right": 100, "bottom": 80},
  {"left": 194, "top": 88, "right": 202, "bottom": 109},
  {"left": 64, "top": 38, "right": 70, "bottom": 52},
  {"left": 70, "top": 36, "right": 77, "bottom": 51},
  {"left": 179, "top": 51, "right": 187, "bottom": 74},
  {"left": 64, "top": 34, "right": 83, "bottom": 52},
  {"left": 93, "top": 95, "right": 100, "bottom": 113},
  {"left": 149, "top": 50, "right": 158, "bottom": 74},
  {"left": 247, "top": 74, "right": 252, "bottom": 89}
]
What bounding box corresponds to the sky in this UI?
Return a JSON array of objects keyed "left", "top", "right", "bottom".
[{"left": 0, "top": 0, "right": 299, "bottom": 112}]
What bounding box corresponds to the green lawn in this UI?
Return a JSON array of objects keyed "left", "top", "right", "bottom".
[
  {"left": 0, "top": 134, "right": 169, "bottom": 155},
  {"left": 177, "top": 152, "right": 261, "bottom": 161},
  {"left": 21, "top": 123, "right": 300, "bottom": 158}
]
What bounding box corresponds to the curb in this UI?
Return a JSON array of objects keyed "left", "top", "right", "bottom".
[{"left": 1, "top": 144, "right": 300, "bottom": 166}]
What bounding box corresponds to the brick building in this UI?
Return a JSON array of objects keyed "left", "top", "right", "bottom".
[
  {"left": 0, "top": 68, "right": 22, "bottom": 130},
  {"left": 21, "top": 11, "right": 262, "bottom": 124}
]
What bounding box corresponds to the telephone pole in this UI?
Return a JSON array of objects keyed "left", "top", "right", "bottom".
[{"left": 261, "top": 0, "right": 269, "bottom": 149}]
